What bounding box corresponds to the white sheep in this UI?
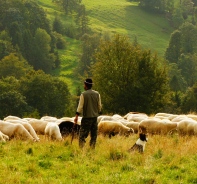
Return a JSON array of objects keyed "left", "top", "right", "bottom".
[
  {"left": 40, "top": 116, "right": 58, "bottom": 122},
  {"left": 139, "top": 118, "right": 177, "bottom": 135},
  {"left": 0, "top": 130, "right": 9, "bottom": 142},
  {"left": 0, "top": 121, "right": 35, "bottom": 141},
  {"left": 124, "top": 112, "right": 148, "bottom": 122},
  {"left": 28, "top": 119, "right": 49, "bottom": 135},
  {"left": 171, "top": 115, "right": 188, "bottom": 122},
  {"left": 98, "top": 121, "right": 134, "bottom": 138},
  {"left": 177, "top": 119, "right": 197, "bottom": 136},
  {"left": 5, "top": 119, "right": 40, "bottom": 141},
  {"left": 4, "top": 115, "right": 21, "bottom": 121},
  {"left": 44, "top": 122, "right": 62, "bottom": 141},
  {"left": 126, "top": 121, "right": 140, "bottom": 134}
]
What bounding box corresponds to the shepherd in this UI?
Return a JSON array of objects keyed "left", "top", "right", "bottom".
[{"left": 74, "top": 78, "right": 102, "bottom": 149}]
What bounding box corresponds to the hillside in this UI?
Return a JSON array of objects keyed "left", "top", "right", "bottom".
[
  {"left": 38, "top": 0, "right": 174, "bottom": 93},
  {"left": 82, "top": 0, "right": 174, "bottom": 57}
]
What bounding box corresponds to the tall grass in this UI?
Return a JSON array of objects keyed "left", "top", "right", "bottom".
[{"left": 1, "top": 134, "right": 197, "bottom": 183}]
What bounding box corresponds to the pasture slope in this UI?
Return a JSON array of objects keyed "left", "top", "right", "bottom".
[
  {"left": 82, "top": 0, "right": 173, "bottom": 57},
  {"left": 38, "top": 0, "right": 174, "bottom": 93}
]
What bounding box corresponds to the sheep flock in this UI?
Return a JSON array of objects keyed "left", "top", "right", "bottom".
[{"left": 1, "top": 112, "right": 197, "bottom": 142}]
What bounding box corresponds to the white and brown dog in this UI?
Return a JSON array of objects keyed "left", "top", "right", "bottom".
[{"left": 128, "top": 133, "right": 148, "bottom": 153}]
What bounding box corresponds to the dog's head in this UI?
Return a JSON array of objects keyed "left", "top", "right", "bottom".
[{"left": 139, "top": 133, "right": 148, "bottom": 142}]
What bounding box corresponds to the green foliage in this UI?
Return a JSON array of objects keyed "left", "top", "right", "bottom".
[
  {"left": 165, "top": 30, "right": 181, "bottom": 63},
  {"left": 0, "top": 77, "right": 29, "bottom": 119},
  {"left": 0, "top": 53, "right": 33, "bottom": 79},
  {"left": 52, "top": 16, "right": 64, "bottom": 34},
  {"left": 178, "top": 53, "right": 197, "bottom": 87},
  {"left": 53, "top": 31, "right": 67, "bottom": 49},
  {"left": 20, "top": 70, "right": 71, "bottom": 117},
  {"left": 166, "top": 22, "right": 197, "bottom": 92},
  {"left": 139, "top": 0, "right": 175, "bottom": 13},
  {"left": 172, "top": 7, "right": 184, "bottom": 28},
  {"left": 0, "top": 0, "right": 59, "bottom": 73},
  {"left": 34, "top": 28, "right": 55, "bottom": 73},
  {"left": 58, "top": 0, "right": 82, "bottom": 15},
  {"left": 75, "top": 4, "right": 89, "bottom": 38},
  {"left": 181, "top": 83, "right": 197, "bottom": 112},
  {"left": 0, "top": 31, "right": 15, "bottom": 60},
  {"left": 92, "top": 34, "right": 170, "bottom": 114},
  {"left": 77, "top": 33, "right": 101, "bottom": 76}
]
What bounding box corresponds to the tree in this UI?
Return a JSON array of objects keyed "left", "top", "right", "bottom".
[
  {"left": 181, "top": 84, "right": 197, "bottom": 113},
  {"left": 168, "top": 63, "right": 187, "bottom": 91},
  {"left": 53, "top": 16, "right": 64, "bottom": 34},
  {"left": 179, "top": 22, "right": 197, "bottom": 54},
  {"left": 181, "top": 0, "right": 194, "bottom": 19},
  {"left": 171, "top": 7, "right": 184, "bottom": 28},
  {"left": 0, "top": 77, "right": 29, "bottom": 119},
  {"left": 92, "top": 34, "right": 170, "bottom": 114},
  {"left": 77, "top": 33, "right": 101, "bottom": 76},
  {"left": 0, "top": 31, "right": 15, "bottom": 60},
  {"left": 0, "top": 53, "right": 33, "bottom": 79},
  {"left": 178, "top": 53, "right": 197, "bottom": 87},
  {"left": 75, "top": 4, "right": 89, "bottom": 38},
  {"left": 20, "top": 70, "right": 71, "bottom": 117},
  {"left": 33, "top": 28, "right": 55, "bottom": 73},
  {"left": 60, "top": 0, "right": 82, "bottom": 15},
  {"left": 165, "top": 30, "right": 181, "bottom": 63}
]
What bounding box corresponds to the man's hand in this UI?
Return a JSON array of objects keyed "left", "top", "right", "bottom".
[{"left": 74, "top": 115, "right": 78, "bottom": 124}]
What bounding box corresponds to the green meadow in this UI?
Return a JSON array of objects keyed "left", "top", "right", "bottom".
[
  {"left": 1, "top": 134, "right": 197, "bottom": 183},
  {"left": 38, "top": 0, "right": 174, "bottom": 94},
  {"left": 82, "top": 0, "right": 173, "bottom": 56}
]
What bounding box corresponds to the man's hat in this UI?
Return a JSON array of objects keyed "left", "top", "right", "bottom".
[{"left": 84, "top": 78, "right": 93, "bottom": 85}]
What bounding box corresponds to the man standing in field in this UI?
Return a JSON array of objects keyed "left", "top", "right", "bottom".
[{"left": 74, "top": 78, "right": 102, "bottom": 149}]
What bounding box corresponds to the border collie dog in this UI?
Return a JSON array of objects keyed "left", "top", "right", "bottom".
[{"left": 128, "top": 133, "right": 148, "bottom": 153}]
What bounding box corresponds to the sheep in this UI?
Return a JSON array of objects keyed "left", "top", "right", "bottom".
[
  {"left": 58, "top": 121, "right": 80, "bottom": 137},
  {"left": 187, "top": 114, "right": 197, "bottom": 121},
  {"left": 177, "top": 119, "right": 197, "bottom": 136},
  {"left": 44, "top": 122, "right": 62, "bottom": 141},
  {"left": 0, "top": 131, "right": 9, "bottom": 142},
  {"left": 0, "top": 121, "right": 35, "bottom": 141},
  {"left": 125, "top": 121, "right": 140, "bottom": 134},
  {"left": 60, "top": 117, "right": 74, "bottom": 122},
  {"left": 4, "top": 115, "right": 21, "bottom": 121},
  {"left": 124, "top": 112, "right": 148, "bottom": 123},
  {"left": 171, "top": 115, "right": 188, "bottom": 122},
  {"left": 154, "top": 113, "right": 174, "bottom": 119},
  {"left": 28, "top": 119, "right": 49, "bottom": 135},
  {"left": 40, "top": 116, "right": 58, "bottom": 122},
  {"left": 5, "top": 119, "right": 40, "bottom": 141},
  {"left": 138, "top": 119, "right": 177, "bottom": 135},
  {"left": 97, "top": 115, "right": 114, "bottom": 124},
  {"left": 98, "top": 121, "right": 134, "bottom": 138}
]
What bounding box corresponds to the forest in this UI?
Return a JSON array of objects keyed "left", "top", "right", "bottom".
[{"left": 0, "top": 0, "right": 197, "bottom": 118}]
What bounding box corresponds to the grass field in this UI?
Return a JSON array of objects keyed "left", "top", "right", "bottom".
[
  {"left": 82, "top": 0, "right": 173, "bottom": 57},
  {"left": 1, "top": 134, "right": 197, "bottom": 183},
  {"left": 38, "top": 0, "right": 174, "bottom": 94}
]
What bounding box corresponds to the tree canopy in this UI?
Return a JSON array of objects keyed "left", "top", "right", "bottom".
[{"left": 92, "top": 34, "right": 170, "bottom": 115}]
